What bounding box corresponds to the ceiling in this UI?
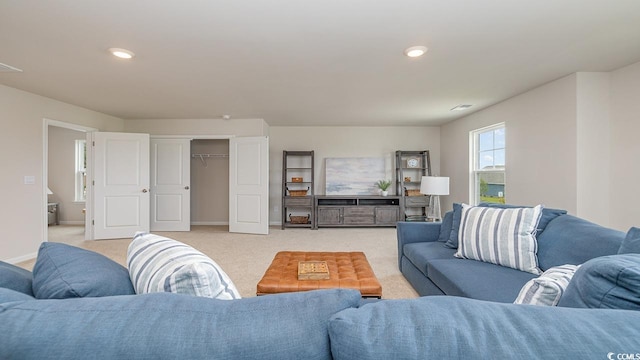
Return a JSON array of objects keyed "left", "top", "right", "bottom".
[{"left": 1, "top": 1, "right": 640, "bottom": 127}]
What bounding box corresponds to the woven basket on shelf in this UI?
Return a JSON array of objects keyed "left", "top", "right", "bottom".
[
  {"left": 404, "top": 188, "right": 424, "bottom": 196},
  {"left": 287, "top": 187, "right": 309, "bottom": 196},
  {"left": 289, "top": 214, "right": 310, "bottom": 224}
]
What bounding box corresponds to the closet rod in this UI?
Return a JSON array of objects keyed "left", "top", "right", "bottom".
[
  {"left": 191, "top": 153, "right": 229, "bottom": 158},
  {"left": 192, "top": 153, "right": 229, "bottom": 168}
]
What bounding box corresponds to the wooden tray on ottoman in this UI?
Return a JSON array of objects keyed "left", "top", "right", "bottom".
[
  {"left": 256, "top": 251, "right": 382, "bottom": 298},
  {"left": 298, "top": 261, "right": 330, "bottom": 280}
]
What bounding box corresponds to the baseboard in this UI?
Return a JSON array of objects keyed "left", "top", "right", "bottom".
[
  {"left": 190, "top": 221, "right": 229, "bottom": 226},
  {"left": 4, "top": 252, "right": 38, "bottom": 265}
]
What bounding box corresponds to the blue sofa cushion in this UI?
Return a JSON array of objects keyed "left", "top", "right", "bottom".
[
  {"left": 427, "top": 259, "right": 537, "bottom": 303},
  {"left": 0, "top": 288, "right": 360, "bottom": 360},
  {"left": 0, "top": 261, "right": 33, "bottom": 296},
  {"left": 436, "top": 210, "right": 453, "bottom": 242},
  {"left": 0, "top": 288, "right": 35, "bottom": 304},
  {"left": 618, "top": 227, "right": 640, "bottom": 254},
  {"left": 536, "top": 215, "right": 624, "bottom": 271},
  {"left": 558, "top": 254, "right": 640, "bottom": 310},
  {"left": 444, "top": 203, "right": 462, "bottom": 248},
  {"left": 32, "top": 242, "right": 135, "bottom": 299},
  {"left": 403, "top": 242, "right": 456, "bottom": 277},
  {"left": 328, "top": 296, "right": 640, "bottom": 360}
]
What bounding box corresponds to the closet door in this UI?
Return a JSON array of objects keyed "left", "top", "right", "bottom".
[
  {"left": 150, "top": 139, "right": 191, "bottom": 231},
  {"left": 229, "top": 136, "right": 269, "bottom": 234}
]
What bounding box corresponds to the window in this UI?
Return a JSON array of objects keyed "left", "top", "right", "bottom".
[
  {"left": 75, "top": 139, "right": 87, "bottom": 202},
  {"left": 471, "top": 123, "right": 505, "bottom": 205}
]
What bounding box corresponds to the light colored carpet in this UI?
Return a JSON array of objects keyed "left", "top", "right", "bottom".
[{"left": 22, "top": 225, "right": 419, "bottom": 299}]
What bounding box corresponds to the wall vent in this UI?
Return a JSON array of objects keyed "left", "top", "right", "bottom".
[{"left": 0, "top": 62, "right": 23, "bottom": 72}]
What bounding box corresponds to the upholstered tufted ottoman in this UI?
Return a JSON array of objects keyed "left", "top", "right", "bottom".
[{"left": 256, "top": 251, "right": 382, "bottom": 298}]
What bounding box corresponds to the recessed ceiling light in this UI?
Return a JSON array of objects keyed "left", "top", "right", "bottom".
[
  {"left": 404, "top": 45, "right": 428, "bottom": 58},
  {"left": 451, "top": 104, "right": 473, "bottom": 111},
  {"left": 108, "top": 48, "right": 135, "bottom": 59}
]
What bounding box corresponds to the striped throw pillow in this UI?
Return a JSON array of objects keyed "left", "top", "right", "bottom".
[
  {"left": 127, "top": 233, "right": 241, "bottom": 300},
  {"left": 514, "top": 264, "right": 580, "bottom": 306},
  {"left": 455, "top": 204, "right": 543, "bottom": 275}
]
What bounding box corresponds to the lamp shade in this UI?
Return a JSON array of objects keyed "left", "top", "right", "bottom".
[{"left": 420, "top": 176, "right": 449, "bottom": 195}]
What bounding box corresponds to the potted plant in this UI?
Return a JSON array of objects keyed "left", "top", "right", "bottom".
[{"left": 376, "top": 179, "right": 392, "bottom": 196}]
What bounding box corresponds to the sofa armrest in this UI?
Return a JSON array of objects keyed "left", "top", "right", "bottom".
[{"left": 396, "top": 221, "right": 442, "bottom": 269}]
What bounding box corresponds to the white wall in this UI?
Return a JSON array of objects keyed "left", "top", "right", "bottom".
[
  {"left": 610, "top": 61, "right": 640, "bottom": 231},
  {"left": 269, "top": 126, "right": 440, "bottom": 224},
  {"left": 576, "top": 73, "right": 611, "bottom": 224},
  {"left": 0, "top": 84, "right": 124, "bottom": 262},
  {"left": 441, "top": 75, "right": 578, "bottom": 215},
  {"left": 441, "top": 62, "right": 640, "bottom": 231}
]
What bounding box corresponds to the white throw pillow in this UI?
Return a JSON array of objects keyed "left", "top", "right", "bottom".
[
  {"left": 454, "top": 204, "right": 543, "bottom": 275},
  {"left": 127, "top": 232, "right": 241, "bottom": 300},
  {"left": 514, "top": 264, "right": 580, "bottom": 306}
]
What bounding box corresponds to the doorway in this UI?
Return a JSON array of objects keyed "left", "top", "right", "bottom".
[
  {"left": 43, "top": 119, "right": 96, "bottom": 244},
  {"left": 190, "top": 139, "right": 230, "bottom": 225}
]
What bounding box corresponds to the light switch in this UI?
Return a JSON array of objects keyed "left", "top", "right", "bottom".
[{"left": 24, "top": 176, "right": 35, "bottom": 185}]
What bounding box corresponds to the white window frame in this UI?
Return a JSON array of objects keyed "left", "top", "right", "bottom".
[
  {"left": 469, "top": 123, "right": 505, "bottom": 205},
  {"left": 75, "top": 139, "right": 87, "bottom": 202}
]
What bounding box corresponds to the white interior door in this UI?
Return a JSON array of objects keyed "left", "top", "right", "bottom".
[
  {"left": 150, "top": 138, "right": 191, "bottom": 231},
  {"left": 92, "top": 132, "right": 150, "bottom": 240},
  {"left": 229, "top": 136, "right": 269, "bottom": 234}
]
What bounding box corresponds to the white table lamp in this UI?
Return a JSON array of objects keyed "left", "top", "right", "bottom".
[{"left": 420, "top": 176, "right": 450, "bottom": 222}]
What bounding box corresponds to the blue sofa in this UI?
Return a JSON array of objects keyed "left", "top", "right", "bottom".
[
  {"left": 2, "top": 230, "right": 640, "bottom": 359},
  {"left": 397, "top": 204, "right": 626, "bottom": 302}
]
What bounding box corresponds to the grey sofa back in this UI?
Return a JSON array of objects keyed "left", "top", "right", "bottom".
[{"left": 537, "top": 214, "right": 625, "bottom": 271}]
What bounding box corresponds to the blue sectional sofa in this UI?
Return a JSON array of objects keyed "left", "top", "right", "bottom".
[
  {"left": 2, "top": 223, "right": 640, "bottom": 359},
  {"left": 397, "top": 204, "right": 626, "bottom": 302}
]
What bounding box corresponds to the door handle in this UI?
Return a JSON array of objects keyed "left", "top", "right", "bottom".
[
  {"left": 185, "top": 186, "right": 190, "bottom": 190},
  {"left": 142, "top": 189, "right": 148, "bottom": 193}
]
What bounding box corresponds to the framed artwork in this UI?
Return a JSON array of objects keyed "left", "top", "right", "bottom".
[
  {"left": 326, "top": 157, "right": 386, "bottom": 195},
  {"left": 407, "top": 157, "right": 420, "bottom": 168}
]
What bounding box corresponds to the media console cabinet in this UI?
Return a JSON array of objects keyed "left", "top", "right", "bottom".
[{"left": 314, "top": 195, "right": 400, "bottom": 229}]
